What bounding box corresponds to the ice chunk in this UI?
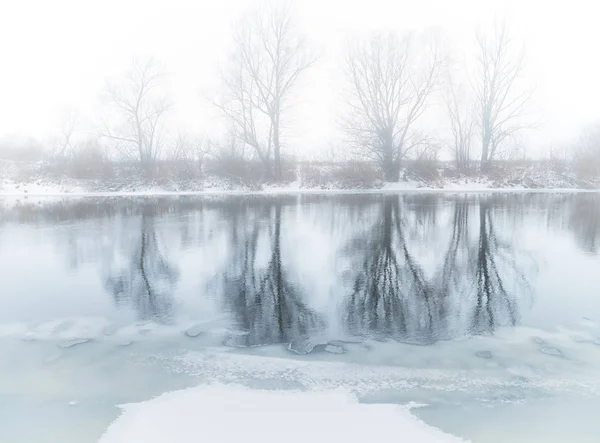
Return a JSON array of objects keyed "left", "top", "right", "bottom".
[
  {"left": 539, "top": 346, "right": 563, "bottom": 357},
  {"left": 53, "top": 320, "right": 75, "bottom": 334},
  {"left": 223, "top": 334, "right": 256, "bottom": 348},
  {"left": 325, "top": 344, "right": 346, "bottom": 354},
  {"left": 531, "top": 336, "right": 545, "bottom": 345},
  {"left": 104, "top": 324, "right": 119, "bottom": 336},
  {"left": 288, "top": 338, "right": 315, "bottom": 355},
  {"left": 98, "top": 384, "right": 469, "bottom": 443},
  {"left": 184, "top": 325, "right": 204, "bottom": 338},
  {"left": 475, "top": 350, "right": 492, "bottom": 359},
  {"left": 58, "top": 338, "right": 91, "bottom": 348}
]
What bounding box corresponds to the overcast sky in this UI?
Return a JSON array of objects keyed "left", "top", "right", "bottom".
[{"left": 1, "top": 0, "right": 599, "bottom": 156}]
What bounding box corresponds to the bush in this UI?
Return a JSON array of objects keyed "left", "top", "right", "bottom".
[
  {"left": 300, "top": 160, "right": 381, "bottom": 189},
  {"left": 404, "top": 158, "right": 439, "bottom": 181},
  {"left": 572, "top": 124, "right": 600, "bottom": 179},
  {"left": 204, "top": 156, "right": 265, "bottom": 187},
  {"left": 69, "top": 143, "right": 113, "bottom": 179},
  {"left": 153, "top": 160, "right": 203, "bottom": 181}
]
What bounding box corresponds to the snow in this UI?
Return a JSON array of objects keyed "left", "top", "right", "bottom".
[
  {"left": 98, "top": 384, "right": 468, "bottom": 443},
  {"left": 1, "top": 159, "right": 599, "bottom": 196},
  {"left": 1, "top": 183, "right": 599, "bottom": 198}
]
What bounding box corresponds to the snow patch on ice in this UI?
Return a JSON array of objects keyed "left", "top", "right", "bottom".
[
  {"left": 160, "top": 348, "right": 600, "bottom": 396},
  {"left": 98, "top": 384, "right": 468, "bottom": 443},
  {"left": 0, "top": 317, "right": 110, "bottom": 340},
  {"left": 0, "top": 317, "right": 227, "bottom": 341}
]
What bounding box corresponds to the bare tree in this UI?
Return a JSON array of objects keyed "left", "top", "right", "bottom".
[
  {"left": 50, "top": 110, "right": 78, "bottom": 160},
  {"left": 100, "top": 59, "right": 169, "bottom": 169},
  {"left": 474, "top": 23, "right": 532, "bottom": 171},
  {"left": 342, "top": 32, "right": 443, "bottom": 182},
  {"left": 442, "top": 72, "right": 474, "bottom": 172},
  {"left": 170, "top": 132, "right": 208, "bottom": 164},
  {"left": 214, "top": 4, "right": 318, "bottom": 181}
]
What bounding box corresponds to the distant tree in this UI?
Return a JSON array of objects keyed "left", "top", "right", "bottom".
[
  {"left": 214, "top": 3, "right": 318, "bottom": 181},
  {"left": 169, "top": 132, "right": 208, "bottom": 164},
  {"left": 473, "top": 23, "right": 532, "bottom": 171},
  {"left": 571, "top": 122, "right": 600, "bottom": 178},
  {"left": 342, "top": 32, "right": 443, "bottom": 182},
  {"left": 49, "top": 109, "right": 78, "bottom": 160},
  {"left": 442, "top": 72, "right": 474, "bottom": 172},
  {"left": 100, "top": 59, "right": 170, "bottom": 168}
]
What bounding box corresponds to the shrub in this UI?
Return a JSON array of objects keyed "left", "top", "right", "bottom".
[
  {"left": 300, "top": 160, "right": 381, "bottom": 189},
  {"left": 69, "top": 141, "right": 113, "bottom": 179},
  {"left": 404, "top": 158, "right": 439, "bottom": 181}
]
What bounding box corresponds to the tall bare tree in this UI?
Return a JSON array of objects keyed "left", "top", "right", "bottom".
[
  {"left": 474, "top": 23, "right": 531, "bottom": 171},
  {"left": 442, "top": 72, "right": 474, "bottom": 172},
  {"left": 342, "top": 32, "right": 443, "bottom": 182},
  {"left": 101, "top": 59, "right": 169, "bottom": 168},
  {"left": 214, "top": 4, "right": 318, "bottom": 181}
]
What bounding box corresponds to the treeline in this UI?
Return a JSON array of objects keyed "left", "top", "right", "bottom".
[{"left": 2, "top": 4, "right": 600, "bottom": 183}]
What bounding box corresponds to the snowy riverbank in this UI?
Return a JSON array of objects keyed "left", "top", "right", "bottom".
[{"left": 2, "top": 159, "right": 600, "bottom": 196}]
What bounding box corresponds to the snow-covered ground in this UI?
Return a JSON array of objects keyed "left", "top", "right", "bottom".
[
  {"left": 2, "top": 158, "right": 599, "bottom": 195},
  {"left": 2, "top": 180, "right": 599, "bottom": 197},
  {"left": 98, "top": 384, "right": 467, "bottom": 443}
]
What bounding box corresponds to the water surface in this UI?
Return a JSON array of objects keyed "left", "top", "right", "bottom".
[{"left": 1, "top": 193, "right": 600, "bottom": 442}]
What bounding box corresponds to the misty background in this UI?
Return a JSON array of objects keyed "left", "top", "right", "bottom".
[{"left": 1, "top": 0, "right": 599, "bottom": 186}]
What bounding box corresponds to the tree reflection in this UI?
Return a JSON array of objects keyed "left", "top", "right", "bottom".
[
  {"left": 345, "top": 195, "right": 534, "bottom": 342},
  {"left": 469, "top": 201, "right": 528, "bottom": 333},
  {"left": 568, "top": 194, "right": 600, "bottom": 254},
  {"left": 104, "top": 212, "right": 179, "bottom": 323},
  {"left": 345, "top": 196, "right": 441, "bottom": 344},
  {"left": 223, "top": 201, "right": 324, "bottom": 346}
]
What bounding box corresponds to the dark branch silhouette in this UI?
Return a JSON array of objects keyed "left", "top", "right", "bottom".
[
  {"left": 223, "top": 201, "right": 324, "bottom": 346},
  {"left": 104, "top": 212, "right": 179, "bottom": 323},
  {"left": 468, "top": 199, "right": 531, "bottom": 333},
  {"left": 345, "top": 196, "right": 440, "bottom": 343}
]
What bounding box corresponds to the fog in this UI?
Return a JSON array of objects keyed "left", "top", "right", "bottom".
[{"left": 2, "top": 0, "right": 600, "bottom": 157}]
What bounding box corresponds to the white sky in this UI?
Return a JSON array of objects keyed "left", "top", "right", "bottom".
[{"left": 1, "top": 0, "right": 599, "bottom": 157}]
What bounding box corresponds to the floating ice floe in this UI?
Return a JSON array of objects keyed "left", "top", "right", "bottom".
[
  {"left": 184, "top": 325, "right": 204, "bottom": 338},
  {"left": 58, "top": 338, "right": 91, "bottom": 348},
  {"left": 475, "top": 350, "right": 492, "bottom": 359},
  {"left": 531, "top": 336, "right": 545, "bottom": 345},
  {"left": 324, "top": 344, "right": 346, "bottom": 354},
  {"left": 539, "top": 346, "right": 564, "bottom": 357},
  {"left": 288, "top": 338, "right": 315, "bottom": 355}
]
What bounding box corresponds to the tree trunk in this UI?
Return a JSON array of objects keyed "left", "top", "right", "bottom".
[
  {"left": 273, "top": 114, "right": 281, "bottom": 181},
  {"left": 262, "top": 156, "right": 274, "bottom": 181},
  {"left": 480, "top": 158, "right": 491, "bottom": 173},
  {"left": 273, "top": 121, "right": 281, "bottom": 182},
  {"left": 481, "top": 126, "right": 491, "bottom": 172},
  {"left": 383, "top": 161, "right": 400, "bottom": 182}
]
